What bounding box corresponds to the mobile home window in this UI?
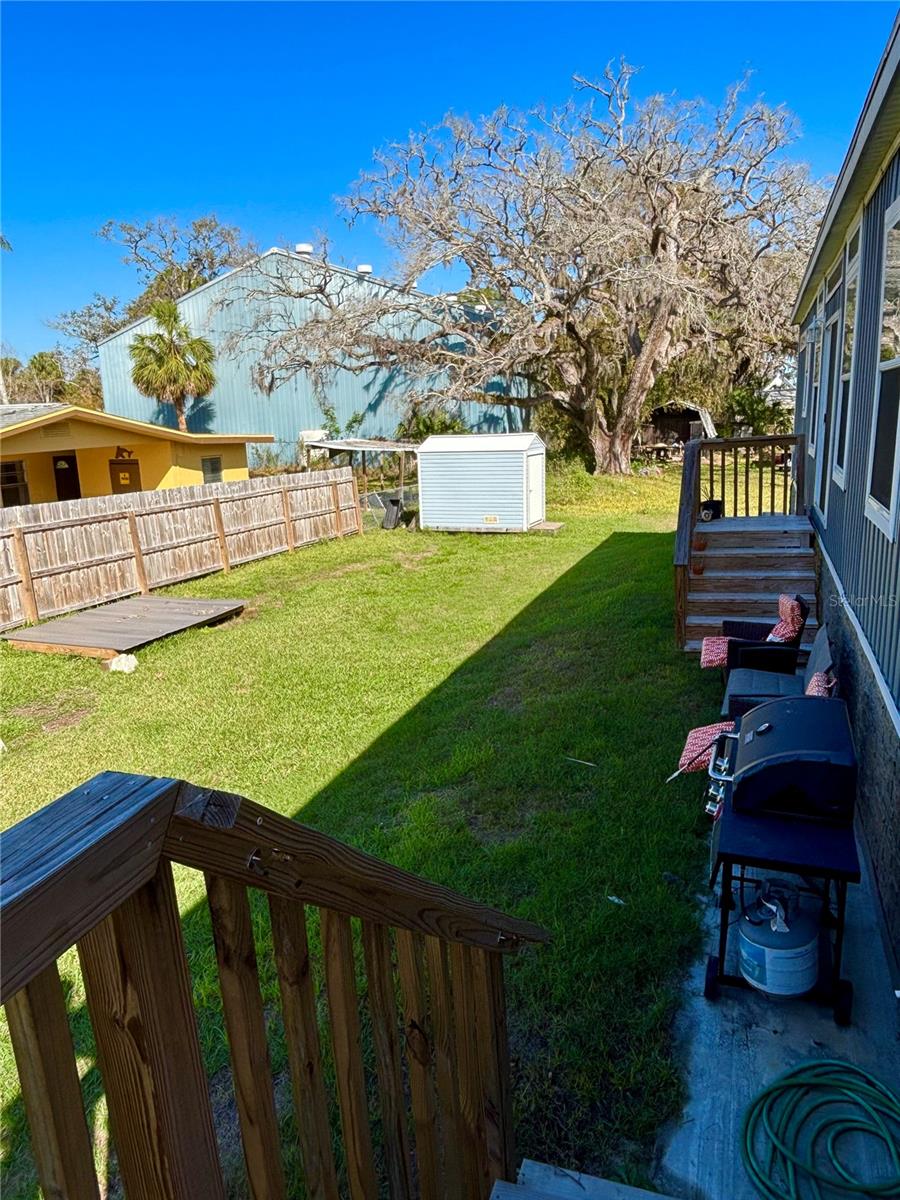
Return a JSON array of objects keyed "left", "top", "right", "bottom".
[
  {"left": 808, "top": 293, "right": 824, "bottom": 452},
  {"left": 201, "top": 456, "right": 223, "bottom": 484},
  {"left": 0, "top": 460, "right": 29, "bottom": 508},
  {"left": 833, "top": 248, "right": 859, "bottom": 486},
  {"left": 866, "top": 198, "right": 900, "bottom": 538}
]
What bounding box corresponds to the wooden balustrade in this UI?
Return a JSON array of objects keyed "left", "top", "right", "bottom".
[
  {"left": 673, "top": 434, "right": 807, "bottom": 646},
  {"left": 1, "top": 773, "right": 548, "bottom": 1200}
]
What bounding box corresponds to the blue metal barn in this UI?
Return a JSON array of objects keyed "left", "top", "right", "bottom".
[{"left": 98, "top": 248, "right": 524, "bottom": 464}]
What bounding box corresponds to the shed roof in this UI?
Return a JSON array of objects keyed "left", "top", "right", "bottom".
[
  {"left": 0, "top": 404, "right": 273, "bottom": 445},
  {"left": 418, "top": 433, "right": 544, "bottom": 453}
]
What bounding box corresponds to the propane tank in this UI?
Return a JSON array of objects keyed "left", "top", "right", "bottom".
[{"left": 738, "top": 880, "right": 819, "bottom": 997}]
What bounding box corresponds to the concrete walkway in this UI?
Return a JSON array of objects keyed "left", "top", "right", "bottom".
[{"left": 655, "top": 851, "right": 900, "bottom": 1200}]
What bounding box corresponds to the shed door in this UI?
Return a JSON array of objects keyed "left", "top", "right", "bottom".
[{"left": 526, "top": 453, "right": 544, "bottom": 525}]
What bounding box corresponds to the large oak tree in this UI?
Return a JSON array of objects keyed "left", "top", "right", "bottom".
[{"left": 241, "top": 65, "right": 825, "bottom": 473}]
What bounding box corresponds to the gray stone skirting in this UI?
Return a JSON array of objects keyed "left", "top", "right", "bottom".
[{"left": 818, "top": 549, "right": 900, "bottom": 980}]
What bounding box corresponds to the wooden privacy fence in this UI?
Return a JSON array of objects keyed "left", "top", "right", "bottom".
[
  {"left": 0, "top": 469, "right": 361, "bottom": 632},
  {"left": 1, "top": 773, "right": 549, "bottom": 1200}
]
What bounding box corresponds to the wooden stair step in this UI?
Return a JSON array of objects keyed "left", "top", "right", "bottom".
[
  {"left": 689, "top": 570, "right": 816, "bottom": 593},
  {"left": 699, "top": 545, "right": 815, "bottom": 559},
  {"left": 696, "top": 529, "right": 812, "bottom": 548},
  {"left": 686, "top": 592, "right": 815, "bottom": 616}
]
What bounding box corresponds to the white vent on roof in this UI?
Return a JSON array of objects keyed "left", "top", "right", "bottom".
[
  {"left": 295, "top": 243, "right": 313, "bottom": 256},
  {"left": 356, "top": 264, "right": 373, "bottom": 275}
]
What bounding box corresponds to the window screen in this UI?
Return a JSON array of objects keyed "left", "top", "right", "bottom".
[
  {"left": 201, "top": 456, "right": 223, "bottom": 484},
  {"left": 870, "top": 367, "right": 899, "bottom": 510}
]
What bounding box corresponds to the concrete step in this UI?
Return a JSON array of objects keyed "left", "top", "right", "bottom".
[
  {"left": 513, "top": 1159, "right": 677, "bottom": 1198},
  {"left": 689, "top": 569, "right": 816, "bottom": 593},
  {"left": 686, "top": 592, "right": 815, "bottom": 616}
]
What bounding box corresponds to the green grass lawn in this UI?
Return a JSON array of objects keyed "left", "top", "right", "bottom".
[{"left": 0, "top": 463, "right": 724, "bottom": 1195}]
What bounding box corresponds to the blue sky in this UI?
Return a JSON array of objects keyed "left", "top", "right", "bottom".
[{"left": 1, "top": 1, "right": 896, "bottom": 358}]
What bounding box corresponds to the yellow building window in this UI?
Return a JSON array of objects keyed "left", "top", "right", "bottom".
[
  {"left": 1, "top": 460, "right": 30, "bottom": 508},
  {"left": 201, "top": 455, "right": 223, "bottom": 484}
]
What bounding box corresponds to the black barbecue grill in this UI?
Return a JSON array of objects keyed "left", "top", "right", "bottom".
[{"left": 707, "top": 696, "right": 857, "bottom": 824}]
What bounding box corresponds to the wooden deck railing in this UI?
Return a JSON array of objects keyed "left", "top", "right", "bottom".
[
  {"left": 673, "top": 434, "right": 807, "bottom": 646},
  {"left": 1, "top": 772, "right": 549, "bottom": 1200}
]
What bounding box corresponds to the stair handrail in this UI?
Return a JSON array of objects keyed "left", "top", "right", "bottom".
[{"left": 2, "top": 772, "right": 548, "bottom": 1200}]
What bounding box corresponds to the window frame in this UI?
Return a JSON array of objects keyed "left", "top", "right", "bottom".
[
  {"left": 0, "top": 459, "right": 30, "bottom": 508},
  {"left": 807, "top": 288, "right": 825, "bottom": 456},
  {"left": 865, "top": 195, "right": 900, "bottom": 541},
  {"left": 831, "top": 219, "right": 862, "bottom": 492},
  {"left": 201, "top": 455, "right": 224, "bottom": 485}
]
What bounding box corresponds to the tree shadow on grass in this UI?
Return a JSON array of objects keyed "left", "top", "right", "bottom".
[{"left": 2, "top": 530, "right": 723, "bottom": 1195}]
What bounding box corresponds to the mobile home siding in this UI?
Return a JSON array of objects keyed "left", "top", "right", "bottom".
[
  {"left": 99, "top": 252, "right": 524, "bottom": 461},
  {"left": 797, "top": 148, "right": 900, "bottom": 701}
]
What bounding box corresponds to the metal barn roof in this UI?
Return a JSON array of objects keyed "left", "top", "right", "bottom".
[{"left": 418, "top": 433, "right": 544, "bottom": 453}]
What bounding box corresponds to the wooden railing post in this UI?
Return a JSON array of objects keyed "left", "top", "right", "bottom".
[
  {"left": 269, "top": 897, "right": 339, "bottom": 1200},
  {"left": 396, "top": 929, "right": 440, "bottom": 1200},
  {"left": 206, "top": 874, "right": 287, "bottom": 1200},
  {"left": 77, "top": 859, "right": 225, "bottom": 1200},
  {"left": 449, "top": 941, "right": 490, "bottom": 1198},
  {"left": 11, "top": 526, "right": 38, "bottom": 623},
  {"left": 472, "top": 948, "right": 515, "bottom": 1184},
  {"left": 127, "top": 510, "right": 149, "bottom": 595},
  {"left": 363, "top": 921, "right": 413, "bottom": 1200},
  {"left": 6, "top": 962, "right": 100, "bottom": 1200},
  {"left": 322, "top": 909, "right": 378, "bottom": 1200}
]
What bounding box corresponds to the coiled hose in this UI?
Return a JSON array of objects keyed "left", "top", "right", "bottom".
[{"left": 741, "top": 1059, "right": 900, "bottom": 1199}]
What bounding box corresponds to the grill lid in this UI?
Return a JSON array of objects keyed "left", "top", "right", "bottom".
[{"left": 733, "top": 697, "right": 855, "bottom": 778}]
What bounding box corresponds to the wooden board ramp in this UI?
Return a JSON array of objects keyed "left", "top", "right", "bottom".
[{"left": 1, "top": 596, "right": 246, "bottom": 659}]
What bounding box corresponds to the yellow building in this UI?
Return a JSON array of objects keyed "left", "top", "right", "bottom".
[{"left": 0, "top": 404, "right": 273, "bottom": 507}]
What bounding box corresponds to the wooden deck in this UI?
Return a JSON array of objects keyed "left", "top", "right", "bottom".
[{"left": 1, "top": 596, "right": 246, "bottom": 659}]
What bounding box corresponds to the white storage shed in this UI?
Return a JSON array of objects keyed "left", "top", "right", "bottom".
[{"left": 417, "top": 433, "right": 546, "bottom": 532}]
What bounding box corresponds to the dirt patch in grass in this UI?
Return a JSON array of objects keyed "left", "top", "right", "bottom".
[
  {"left": 395, "top": 549, "right": 439, "bottom": 569},
  {"left": 9, "top": 689, "right": 97, "bottom": 734}
]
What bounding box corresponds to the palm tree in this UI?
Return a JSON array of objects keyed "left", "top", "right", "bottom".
[{"left": 129, "top": 299, "right": 215, "bottom": 432}]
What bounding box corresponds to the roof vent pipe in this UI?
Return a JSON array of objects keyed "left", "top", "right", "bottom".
[
  {"left": 295, "top": 243, "right": 313, "bottom": 256},
  {"left": 356, "top": 264, "right": 373, "bottom": 275}
]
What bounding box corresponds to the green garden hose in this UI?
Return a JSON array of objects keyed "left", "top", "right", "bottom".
[{"left": 741, "top": 1059, "right": 900, "bottom": 1199}]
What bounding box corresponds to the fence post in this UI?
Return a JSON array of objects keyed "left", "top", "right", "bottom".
[
  {"left": 330, "top": 482, "right": 345, "bottom": 539},
  {"left": 280, "top": 487, "right": 295, "bottom": 551},
  {"left": 351, "top": 476, "right": 363, "bottom": 534},
  {"left": 127, "top": 511, "right": 149, "bottom": 595},
  {"left": 11, "top": 526, "right": 38, "bottom": 624},
  {"left": 211, "top": 499, "right": 230, "bottom": 572}
]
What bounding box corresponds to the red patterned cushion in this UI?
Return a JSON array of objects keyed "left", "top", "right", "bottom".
[
  {"left": 766, "top": 595, "right": 803, "bottom": 643},
  {"left": 805, "top": 670, "right": 835, "bottom": 697},
  {"left": 678, "top": 721, "right": 736, "bottom": 772},
  {"left": 700, "top": 636, "right": 731, "bottom": 668}
]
